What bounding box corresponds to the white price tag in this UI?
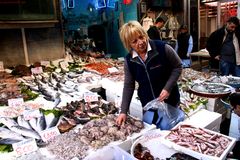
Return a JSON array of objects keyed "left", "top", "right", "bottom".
[
  {"left": 12, "top": 139, "right": 38, "bottom": 157},
  {"left": 108, "top": 67, "right": 119, "bottom": 73},
  {"left": 8, "top": 98, "right": 24, "bottom": 108},
  {"left": 84, "top": 92, "right": 99, "bottom": 102},
  {"left": 23, "top": 109, "right": 41, "bottom": 120},
  {"left": 40, "top": 127, "right": 60, "bottom": 142},
  {"left": 40, "top": 61, "right": 50, "bottom": 67},
  {"left": 0, "top": 61, "right": 4, "bottom": 71},
  {"left": 24, "top": 102, "right": 44, "bottom": 110},
  {"left": 31, "top": 67, "right": 43, "bottom": 74},
  {"left": 60, "top": 61, "right": 69, "bottom": 70},
  {"left": 0, "top": 107, "right": 18, "bottom": 118}
]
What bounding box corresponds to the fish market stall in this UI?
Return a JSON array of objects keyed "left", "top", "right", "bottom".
[{"left": 0, "top": 57, "right": 238, "bottom": 159}]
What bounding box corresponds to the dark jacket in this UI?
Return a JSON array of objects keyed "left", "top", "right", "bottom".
[
  {"left": 147, "top": 26, "right": 161, "bottom": 40},
  {"left": 125, "top": 40, "right": 180, "bottom": 108},
  {"left": 177, "top": 33, "right": 190, "bottom": 59},
  {"left": 206, "top": 27, "right": 226, "bottom": 59},
  {"left": 206, "top": 26, "right": 240, "bottom": 68}
]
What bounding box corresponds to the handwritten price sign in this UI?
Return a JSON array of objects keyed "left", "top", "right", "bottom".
[
  {"left": 84, "top": 92, "right": 99, "bottom": 102},
  {"left": 0, "top": 107, "right": 23, "bottom": 118},
  {"left": 12, "top": 139, "right": 38, "bottom": 157},
  {"left": 8, "top": 98, "right": 24, "bottom": 108},
  {"left": 40, "top": 61, "right": 50, "bottom": 67},
  {"left": 60, "top": 61, "right": 69, "bottom": 70},
  {"left": 108, "top": 67, "right": 119, "bottom": 73},
  {"left": 25, "top": 102, "right": 44, "bottom": 110},
  {"left": 0, "top": 61, "right": 4, "bottom": 71},
  {"left": 31, "top": 67, "right": 43, "bottom": 74},
  {"left": 40, "top": 127, "right": 60, "bottom": 142}
]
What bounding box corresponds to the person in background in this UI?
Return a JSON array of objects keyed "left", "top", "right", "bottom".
[
  {"left": 206, "top": 16, "right": 240, "bottom": 76},
  {"left": 229, "top": 92, "right": 240, "bottom": 158},
  {"left": 175, "top": 25, "right": 193, "bottom": 68},
  {"left": 116, "top": 21, "right": 182, "bottom": 126},
  {"left": 147, "top": 17, "right": 166, "bottom": 40}
]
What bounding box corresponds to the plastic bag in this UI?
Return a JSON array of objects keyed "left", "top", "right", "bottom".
[
  {"left": 84, "top": 145, "right": 137, "bottom": 160},
  {"left": 143, "top": 98, "right": 185, "bottom": 130}
]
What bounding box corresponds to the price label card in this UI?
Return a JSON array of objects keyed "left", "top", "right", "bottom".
[
  {"left": 40, "top": 61, "right": 50, "bottom": 67},
  {"left": 24, "top": 102, "right": 44, "bottom": 110},
  {"left": 8, "top": 98, "right": 24, "bottom": 108},
  {"left": 12, "top": 139, "right": 38, "bottom": 157},
  {"left": 0, "top": 107, "right": 18, "bottom": 118},
  {"left": 40, "top": 127, "right": 60, "bottom": 142},
  {"left": 0, "top": 106, "right": 25, "bottom": 118},
  {"left": 23, "top": 109, "right": 41, "bottom": 121},
  {"left": 31, "top": 67, "right": 43, "bottom": 74},
  {"left": 108, "top": 67, "right": 119, "bottom": 73},
  {"left": 0, "top": 61, "right": 4, "bottom": 71},
  {"left": 60, "top": 61, "right": 69, "bottom": 70},
  {"left": 84, "top": 92, "right": 99, "bottom": 102}
]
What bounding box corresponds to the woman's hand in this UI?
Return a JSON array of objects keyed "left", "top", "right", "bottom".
[
  {"left": 116, "top": 113, "right": 127, "bottom": 126},
  {"left": 158, "top": 89, "right": 170, "bottom": 102}
]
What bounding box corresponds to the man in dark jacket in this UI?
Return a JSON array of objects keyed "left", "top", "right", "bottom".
[
  {"left": 147, "top": 17, "right": 166, "bottom": 40},
  {"left": 206, "top": 16, "right": 240, "bottom": 76}
]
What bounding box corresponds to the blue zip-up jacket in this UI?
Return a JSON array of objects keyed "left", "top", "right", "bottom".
[{"left": 120, "top": 40, "right": 182, "bottom": 114}]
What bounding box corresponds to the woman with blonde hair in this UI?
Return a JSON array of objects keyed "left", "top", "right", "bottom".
[{"left": 116, "top": 21, "right": 182, "bottom": 127}]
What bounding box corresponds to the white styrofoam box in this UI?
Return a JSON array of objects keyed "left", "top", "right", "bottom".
[
  {"left": 206, "top": 98, "right": 223, "bottom": 112},
  {"left": 131, "top": 129, "right": 177, "bottom": 159},
  {"left": 84, "top": 146, "right": 137, "bottom": 160},
  {"left": 183, "top": 109, "right": 222, "bottom": 132},
  {"left": 101, "top": 78, "right": 124, "bottom": 91},
  {"left": 129, "top": 98, "right": 143, "bottom": 120},
  {"left": 229, "top": 112, "right": 240, "bottom": 140},
  {"left": 162, "top": 122, "right": 237, "bottom": 160},
  {"left": 105, "top": 89, "right": 118, "bottom": 103}
]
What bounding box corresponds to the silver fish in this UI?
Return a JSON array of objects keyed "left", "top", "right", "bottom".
[
  {"left": 10, "top": 125, "right": 41, "bottom": 139},
  {"left": 44, "top": 113, "right": 59, "bottom": 129},
  {"left": 59, "top": 86, "right": 75, "bottom": 93},
  {"left": 0, "top": 138, "right": 22, "bottom": 145},
  {"left": 0, "top": 127, "right": 25, "bottom": 141},
  {"left": 0, "top": 117, "right": 18, "bottom": 129},
  {"left": 36, "top": 113, "right": 46, "bottom": 131},
  {"left": 53, "top": 93, "right": 61, "bottom": 108},
  {"left": 29, "top": 118, "right": 40, "bottom": 133},
  {"left": 17, "top": 115, "right": 33, "bottom": 130}
]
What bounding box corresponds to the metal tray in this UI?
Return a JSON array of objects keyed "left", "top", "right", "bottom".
[{"left": 189, "top": 82, "right": 232, "bottom": 98}]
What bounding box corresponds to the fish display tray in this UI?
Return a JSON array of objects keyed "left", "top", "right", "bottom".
[
  {"left": 208, "top": 75, "right": 240, "bottom": 89},
  {"left": 130, "top": 129, "right": 177, "bottom": 159},
  {"left": 162, "top": 123, "right": 236, "bottom": 160},
  {"left": 226, "top": 76, "right": 240, "bottom": 88},
  {"left": 189, "top": 82, "right": 232, "bottom": 98},
  {"left": 110, "top": 122, "right": 156, "bottom": 151}
]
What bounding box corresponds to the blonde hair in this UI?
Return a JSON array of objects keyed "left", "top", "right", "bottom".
[{"left": 119, "top": 21, "right": 149, "bottom": 52}]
